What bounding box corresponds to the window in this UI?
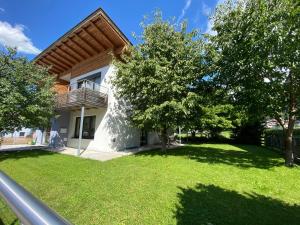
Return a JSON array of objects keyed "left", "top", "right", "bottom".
[
  {"left": 19, "top": 132, "right": 25, "bottom": 137},
  {"left": 77, "top": 72, "right": 101, "bottom": 90},
  {"left": 74, "top": 116, "right": 96, "bottom": 139}
]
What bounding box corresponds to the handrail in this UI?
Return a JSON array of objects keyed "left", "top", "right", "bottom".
[
  {"left": 69, "top": 80, "right": 108, "bottom": 95},
  {"left": 0, "top": 170, "right": 73, "bottom": 225}
]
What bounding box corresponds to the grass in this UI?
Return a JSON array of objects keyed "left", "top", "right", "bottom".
[
  {"left": 220, "top": 130, "right": 232, "bottom": 139},
  {"left": 1, "top": 144, "right": 300, "bottom": 225}
]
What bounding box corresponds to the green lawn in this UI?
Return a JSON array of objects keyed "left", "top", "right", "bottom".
[{"left": 1, "top": 144, "right": 300, "bottom": 225}]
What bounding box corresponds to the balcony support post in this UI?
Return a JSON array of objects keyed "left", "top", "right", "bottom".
[{"left": 77, "top": 105, "right": 85, "bottom": 156}]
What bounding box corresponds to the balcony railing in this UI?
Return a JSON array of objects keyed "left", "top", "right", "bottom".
[{"left": 55, "top": 80, "right": 108, "bottom": 110}]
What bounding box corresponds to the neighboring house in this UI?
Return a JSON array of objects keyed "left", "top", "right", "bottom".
[
  {"left": 265, "top": 119, "right": 300, "bottom": 129},
  {"left": 4, "top": 128, "right": 33, "bottom": 138},
  {"left": 265, "top": 119, "right": 280, "bottom": 129},
  {"left": 34, "top": 8, "right": 159, "bottom": 152}
]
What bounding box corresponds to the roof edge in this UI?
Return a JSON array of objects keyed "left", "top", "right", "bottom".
[{"left": 33, "top": 7, "right": 132, "bottom": 62}]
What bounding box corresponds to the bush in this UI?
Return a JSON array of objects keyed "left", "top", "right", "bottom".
[
  {"left": 232, "top": 121, "right": 264, "bottom": 145},
  {"left": 176, "top": 132, "right": 232, "bottom": 144},
  {"left": 264, "top": 129, "right": 300, "bottom": 136}
]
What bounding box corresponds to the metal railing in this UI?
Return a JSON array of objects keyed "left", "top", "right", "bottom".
[
  {"left": 56, "top": 79, "right": 108, "bottom": 109},
  {"left": 0, "top": 170, "right": 73, "bottom": 225},
  {"left": 69, "top": 79, "right": 108, "bottom": 95}
]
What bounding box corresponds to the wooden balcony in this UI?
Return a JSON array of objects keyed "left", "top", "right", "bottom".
[{"left": 55, "top": 83, "right": 108, "bottom": 110}]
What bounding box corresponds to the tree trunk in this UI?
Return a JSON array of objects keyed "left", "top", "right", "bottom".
[
  {"left": 160, "top": 127, "right": 168, "bottom": 152},
  {"left": 284, "top": 71, "right": 297, "bottom": 167},
  {"left": 284, "top": 131, "right": 294, "bottom": 167},
  {"left": 284, "top": 117, "right": 296, "bottom": 167},
  {"left": 191, "top": 131, "right": 196, "bottom": 138}
]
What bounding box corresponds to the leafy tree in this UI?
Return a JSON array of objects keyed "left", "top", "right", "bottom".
[
  {"left": 0, "top": 48, "right": 55, "bottom": 137},
  {"left": 209, "top": 0, "right": 299, "bottom": 166},
  {"left": 199, "top": 104, "right": 235, "bottom": 138},
  {"left": 113, "top": 12, "right": 206, "bottom": 151},
  {"left": 183, "top": 89, "right": 240, "bottom": 139}
]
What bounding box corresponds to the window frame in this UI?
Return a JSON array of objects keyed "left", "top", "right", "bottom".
[
  {"left": 74, "top": 115, "right": 96, "bottom": 139},
  {"left": 77, "top": 72, "right": 102, "bottom": 90}
]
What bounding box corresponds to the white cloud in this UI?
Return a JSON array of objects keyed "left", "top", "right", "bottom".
[
  {"left": 193, "top": 10, "right": 200, "bottom": 24},
  {"left": 177, "top": 0, "right": 192, "bottom": 23},
  {"left": 0, "top": 21, "right": 41, "bottom": 55},
  {"left": 201, "top": 3, "right": 211, "bottom": 17},
  {"left": 204, "top": 0, "right": 226, "bottom": 35},
  {"left": 205, "top": 19, "right": 217, "bottom": 35}
]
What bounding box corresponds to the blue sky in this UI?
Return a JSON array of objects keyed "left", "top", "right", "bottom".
[{"left": 0, "top": 0, "right": 221, "bottom": 59}]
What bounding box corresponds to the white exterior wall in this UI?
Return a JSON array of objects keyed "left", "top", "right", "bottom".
[
  {"left": 4, "top": 128, "right": 33, "bottom": 138},
  {"left": 66, "top": 64, "right": 141, "bottom": 152},
  {"left": 147, "top": 131, "right": 160, "bottom": 145}
]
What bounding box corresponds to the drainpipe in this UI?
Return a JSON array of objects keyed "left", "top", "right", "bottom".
[{"left": 77, "top": 106, "right": 85, "bottom": 156}]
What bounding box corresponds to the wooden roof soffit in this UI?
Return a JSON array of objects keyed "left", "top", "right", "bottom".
[{"left": 33, "top": 8, "right": 131, "bottom": 76}]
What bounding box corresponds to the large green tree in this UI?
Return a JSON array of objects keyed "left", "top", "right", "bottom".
[
  {"left": 0, "top": 48, "right": 55, "bottom": 135},
  {"left": 183, "top": 86, "right": 240, "bottom": 139},
  {"left": 209, "top": 0, "right": 299, "bottom": 166},
  {"left": 113, "top": 12, "right": 206, "bottom": 150}
]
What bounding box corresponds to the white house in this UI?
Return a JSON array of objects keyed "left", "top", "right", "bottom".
[{"left": 34, "top": 8, "right": 160, "bottom": 153}]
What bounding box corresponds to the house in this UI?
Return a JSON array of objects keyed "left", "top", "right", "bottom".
[
  {"left": 2, "top": 128, "right": 34, "bottom": 145},
  {"left": 34, "top": 8, "right": 159, "bottom": 153},
  {"left": 3, "top": 128, "right": 33, "bottom": 138}
]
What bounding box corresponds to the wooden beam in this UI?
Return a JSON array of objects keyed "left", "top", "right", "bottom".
[
  {"left": 114, "top": 46, "right": 126, "bottom": 55},
  {"left": 62, "top": 42, "right": 86, "bottom": 61},
  {"left": 49, "top": 68, "right": 61, "bottom": 74},
  {"left": 41, "top": 58, "right": 66, "bottom": 72},
  {"left": 37, "top": 60, "right": 51, "bottom": 70},
  {"left": 50, "top": 50, "right": 74, "bottom": 67},
  {"left": 90, "top": 21, "right": 114, "bottom": 48},
  {"left": 73, "top": 32, "right": 99, "bottom": 55},
  {"left": 81, "top": 28, "right": 106, "bottom": 50},
  {"left": 38, "top": 58, "right": 62, "bottom": 74},
  {"left": 67, "top": 38, "right": 92, "bottom": 58},
  {"left": 39, "top": 60, "right": 61, "bottom": 74},
  {"left": 45, "top": 54, "right": 71, "bottom": 70},
  {"left": 56, "top": 46, "right": 80, "bottom": 63},
  {"left": 56, "top": 78, "right": 69, "bottom": 84},
  {"left": 35, "top": 61, "right": 45, "bottom": 67}
]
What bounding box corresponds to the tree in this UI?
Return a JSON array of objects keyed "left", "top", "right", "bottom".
[
  {"left": 113, "top": 12, "right": 206, "bottom": 151},
  {"left": 209, "top": 0, "right": 300, "bottom": 166},
  {"left": 183, "top": 87, "right": 240, "bottom": 139},
  {"left": 0, "top": 48, "right": 55, "bottom": 136}
]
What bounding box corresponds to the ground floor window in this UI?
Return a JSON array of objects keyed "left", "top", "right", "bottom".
[{"left": 74, "top": 116, "right": 96, "bottom": 139}]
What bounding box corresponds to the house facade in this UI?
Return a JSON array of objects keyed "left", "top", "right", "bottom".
[{"left": 34, "top": 8, "right": 159, "bottom": 152}]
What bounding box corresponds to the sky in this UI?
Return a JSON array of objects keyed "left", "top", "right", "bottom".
[{"left": 0, "top": 0, "right": 222, "bottom": 60}]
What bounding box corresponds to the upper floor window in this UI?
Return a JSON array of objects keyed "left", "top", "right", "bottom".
[{"left": 77, "top": 72, "right": 101, "bottom": 91}]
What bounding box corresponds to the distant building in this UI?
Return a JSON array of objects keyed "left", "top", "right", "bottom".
[
  {"left": 4, "top": 128, "right": 33, "bottom": 138},
  {"left": 265, "top": 119, "right": 300, "bottom": 129}
]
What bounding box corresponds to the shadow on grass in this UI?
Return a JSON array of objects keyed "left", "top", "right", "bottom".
[
  {"left": 175, "top": 183, "right": 300, "bottom": 225},
  {"left": 0, "top": 150, "right": 55, "bottom": 163},
  {"left": 135, "top": 145, "right": 282, "bottom": 169}
]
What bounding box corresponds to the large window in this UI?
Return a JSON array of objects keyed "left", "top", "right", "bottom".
[
  {"left": 74, "top": 116, "right": 96, "bottom": 139},
  {"left": 77, "top": 72, "right": 101, "bottom": 90}
]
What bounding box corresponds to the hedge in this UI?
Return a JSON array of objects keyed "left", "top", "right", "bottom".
[{"left": 264, "top": 129, "right": 300, "bottom": 136}]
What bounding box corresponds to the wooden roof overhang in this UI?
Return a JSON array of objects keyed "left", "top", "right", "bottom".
[{"left": 34, "top": 8, "right": 131, "bottom": 79}]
